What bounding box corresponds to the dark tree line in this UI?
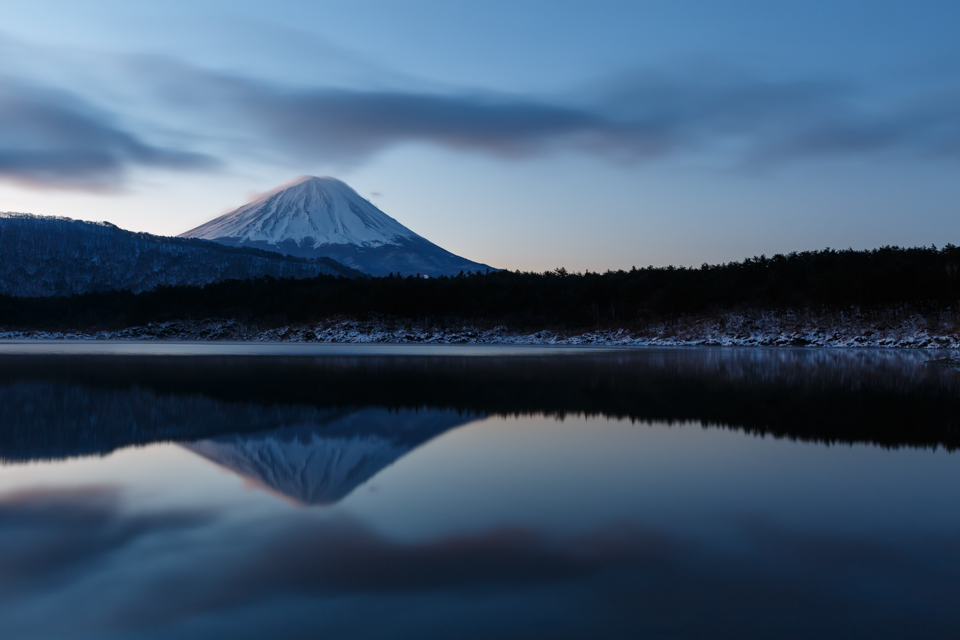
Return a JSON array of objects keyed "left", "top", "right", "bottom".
[{"left": 2, "top": 245, "right": 959, "bottom": 331}]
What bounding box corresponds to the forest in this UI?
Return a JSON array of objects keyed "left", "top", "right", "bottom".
[{"left": 1, "top": 245, "right": 959, "bottom": 332}]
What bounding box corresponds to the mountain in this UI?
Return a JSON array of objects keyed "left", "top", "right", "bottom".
[
  {"left": 183, "top": 408, "right": 474, "bottom": 505},
  {"left": 0, "top": 213, "right": 359, "bottom": 297},
  {"left": 180, "top": 176, "right": 495, "bottom": 277}
]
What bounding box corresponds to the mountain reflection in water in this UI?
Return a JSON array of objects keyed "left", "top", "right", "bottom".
[
  {"left": 0, "top": 346, "right": 957, "bottom": 639},
  {"left": 183, "top": 409, "right": 475, "bottom": 505}
]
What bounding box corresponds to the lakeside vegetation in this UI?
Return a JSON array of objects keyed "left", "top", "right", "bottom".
[{"left": 2, "top": 245, "right": 959, "bottom": 332}]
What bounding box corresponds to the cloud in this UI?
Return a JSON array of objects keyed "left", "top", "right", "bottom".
[
  {"left": 148, "top": 67, "right": 839, "bottom": 164},
  {"left": 145, "top": 63, "right": 960, "bottom": 170},
  {"left": 2, "top": 42, "right": 960, "bottom": 189},
  {"left": 249, "top": 89, "right": 622, "bottom": 161},
  {"left": 757, "top": 86, "right": 960, "bottom": 161},
  {"left": 0, "top": 80, "right": 216, "bottom": 189}
]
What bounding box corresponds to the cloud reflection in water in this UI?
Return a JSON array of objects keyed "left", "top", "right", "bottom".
[{"left": 0, "top": 486, "right": 954, "bottom": 639}]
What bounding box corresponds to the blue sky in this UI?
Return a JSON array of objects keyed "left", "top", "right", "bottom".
[{"left": 1, "top": 0, "right": 958, "bottom": 271}]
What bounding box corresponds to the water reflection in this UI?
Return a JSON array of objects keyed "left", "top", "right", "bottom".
[
  {"left": 183, "top": 410, "right": 475, "bottom": 505},
  {"left": 1, "top": 348, "right": 958, "bottom": 463},
  {"left": 0, "top": 479, "right": 955, "bottom": 639},
  {"left": 0, "top": 347, "right": 956, "bottom": 639}
]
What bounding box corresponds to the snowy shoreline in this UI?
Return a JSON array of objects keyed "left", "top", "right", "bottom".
[{"left": 3, "top": 312, "right": 960, "bottom": 348}]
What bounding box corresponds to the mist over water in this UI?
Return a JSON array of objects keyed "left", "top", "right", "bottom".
[{"left": 0, "top": 345, "right": 957, "bottom": 638}]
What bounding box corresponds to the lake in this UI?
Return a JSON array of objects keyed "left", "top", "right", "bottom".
[{"left": 0, "top": 343, "right": 957, "bottom": 639}]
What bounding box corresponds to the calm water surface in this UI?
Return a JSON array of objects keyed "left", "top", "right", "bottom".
[{"left": 0, "top": 343, "right": 957, "bottom": 639}]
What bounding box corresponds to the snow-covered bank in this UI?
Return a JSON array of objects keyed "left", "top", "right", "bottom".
[{"left": 3, "top": 311, "right": 960, "bottom": 348}]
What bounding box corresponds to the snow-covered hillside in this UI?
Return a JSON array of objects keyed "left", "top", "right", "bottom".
[
  {"left": 180, "top": 176, "right": 494, "bottom": 277},
  {"left": 0, "top": 212, "right": 357, "bottom": 297}
]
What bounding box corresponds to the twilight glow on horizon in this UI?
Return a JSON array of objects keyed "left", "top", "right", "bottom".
[{"left": 1, "top": 0, "right": 958, "bottom": 273}]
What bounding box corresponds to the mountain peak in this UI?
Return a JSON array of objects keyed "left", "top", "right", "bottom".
[
  {"left": 182, "top": 175, "right": 418, "bottom": 249},
  {"left": 268, "top": 175, "right": 349, "bottom": 194},
  {"left": 180, "top": 176, "right": 495, "bottom": 277}
]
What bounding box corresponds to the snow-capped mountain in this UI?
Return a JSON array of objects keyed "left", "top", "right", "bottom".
[
  {"left": 0, "top": 212, "right": 358, "bottom": 297},
  {"left": 180, "top": 176, "right": 494, "bottom": 277}
]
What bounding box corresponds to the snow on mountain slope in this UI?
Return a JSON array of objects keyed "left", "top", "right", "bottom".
[
  {"left": 183, "top": 176, "right": 419, "bottom": 248},
  {"left": 180, "top": 176, "right": 495, "bottom": 277}
]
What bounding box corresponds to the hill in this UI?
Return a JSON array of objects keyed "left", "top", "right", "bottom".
[{"left": 0, "top": 212, "right": 359, "bottom": 297}]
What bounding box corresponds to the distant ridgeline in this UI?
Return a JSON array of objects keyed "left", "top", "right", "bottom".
[
  {"left": 0, "top": 213, "right": 359, "bottom": 297},
  {"left": 1, "top": 244, "right": 959, "bottom": 330}
]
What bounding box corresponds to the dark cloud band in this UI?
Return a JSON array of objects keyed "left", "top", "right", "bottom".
[
  {"left": 0, "top": 81, "right": 215, "bottom": 188},
  {"left": 1, "top": 52, "right": 959, "bottom": 189}
]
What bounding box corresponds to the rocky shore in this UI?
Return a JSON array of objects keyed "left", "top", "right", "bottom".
[{"left": 2, "top": 311, "right": 959, "bottom": 348}]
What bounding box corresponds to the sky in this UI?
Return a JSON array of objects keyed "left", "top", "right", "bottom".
[{"left": 1, "top": 0, "right": 958, "bottom": 272}]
